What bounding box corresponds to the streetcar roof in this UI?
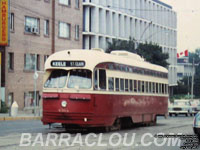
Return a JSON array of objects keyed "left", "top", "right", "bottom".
[{"left": 45, "top": 49, "right": 168, "bottom": 73}]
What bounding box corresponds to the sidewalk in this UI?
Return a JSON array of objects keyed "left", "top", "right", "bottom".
[{"left": 0, "top": 110, "right": 42, "bottom": 121}]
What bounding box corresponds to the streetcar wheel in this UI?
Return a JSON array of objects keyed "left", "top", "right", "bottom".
[
  {"left": 111, "top": 119, "right": 121, "bottom": 131},
  {"left": 152, "top": 116, "right": 157, "bottom": 126},
  {"left": 105, "top": 126, "right": 111, "bottom": 132}
]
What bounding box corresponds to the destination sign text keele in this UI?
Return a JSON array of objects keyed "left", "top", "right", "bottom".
[{"left": 51, "top": 61, "right": 85, "bottom": 67}]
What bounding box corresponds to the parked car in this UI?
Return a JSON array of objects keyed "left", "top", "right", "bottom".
[
  {"left": 193, "top": 112, "right": 200, "bottom": 136},
  {"left": 168, "top": 99, "right": 196, "bottom": 117},
  {"left": 190, "top": 100, "right": 200, "bottom": 114}
]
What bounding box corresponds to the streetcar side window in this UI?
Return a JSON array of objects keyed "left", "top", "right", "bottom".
[
  {"left": 162, "top": 84, "right": 165, "bottom": 94},
  {"left": 134, "top": 80, "right": 137, "bottom": 92},
  {"left": 159, "top": 83, "right": 162, "bottom": 94},
  {"left": 115, "top": 78, "right": 119, "bottom": 91},
  {"left": 138, "top": 81, "right": 141, "bottom": 92},
  {"left": 156, "top": 83, "right": 159, "bottom": 93},
  {"left": 129, "top": 80, "right": 133, "bottom": 92},
  {"left": 94, "top": 70, "right": 98, "bottom": 90},
  {"left": 125, "top": 79, "right": 129, "bottom": 92},
  {"left": 141, "top": 81, "right": 145, "bottom": 93},
  {"left": 146, "top": 82, "right": 149, "bottom": 93},
  {"left": 120, "top": 79, "right": 125, "bottom": 91},
  {"left": 99, "top": 69, "right": 106, "bottom": 90},
  {"left": 149, "top": 82, "right": 152, "bottom": 93},
  {"left": 108, "top": 77, "right": 114, "bottom": 91},
  {"left": 152, "top": 83, "right": 155, "bottom": 93}
]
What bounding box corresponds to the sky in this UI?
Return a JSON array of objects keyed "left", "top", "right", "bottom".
[{"left": 161, "top": 0, "right": 200, "bottom": 53}]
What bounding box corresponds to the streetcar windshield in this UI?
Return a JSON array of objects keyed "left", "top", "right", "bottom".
[
  {"left": 44, "top": 70, "right": 68, "bottom": 88},
  {"left": 67, "top": 69, "right": 92, "bottom": 89}
]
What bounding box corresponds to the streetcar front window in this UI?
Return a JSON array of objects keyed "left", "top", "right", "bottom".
[
  {"left": 44, "top": 70, "right": 68, "bottom": 88},
  {"left": 67, "top": 69, "right": 92, "bottom": 89}
]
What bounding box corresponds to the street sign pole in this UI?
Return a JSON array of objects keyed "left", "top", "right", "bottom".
[{"left": 34, "top": 54, "right": 38, "bottom": 116}]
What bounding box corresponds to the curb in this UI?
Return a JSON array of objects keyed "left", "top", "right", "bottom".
[{"left": 0, "top": 116, "right": 41, "bottom": 121}]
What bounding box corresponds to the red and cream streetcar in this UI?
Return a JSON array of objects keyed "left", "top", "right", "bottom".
[{"left": 42, "top": 49, "right": 168, "bottom": 130}]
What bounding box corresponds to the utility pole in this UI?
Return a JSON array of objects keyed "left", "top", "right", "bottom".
[
  {"left": 191, "top": 58, "right": 194, "bottom": 100},
  {"left": 52, "top": 0, "right": 55, "bottom": 54},
  {"left": 0, "top": 52, "right": 1, "bottom": 111}
]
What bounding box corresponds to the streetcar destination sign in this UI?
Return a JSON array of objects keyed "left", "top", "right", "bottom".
[{"left": 51, "top": 61, "right": 85, "bottom": 67}]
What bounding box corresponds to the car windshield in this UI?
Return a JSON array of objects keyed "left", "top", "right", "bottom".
[
  {"left": 44, "top": 70, "right": 68, "bottom": 88},
  {"left": 67, "top": 69, "right": 92, "bottom": 89}
]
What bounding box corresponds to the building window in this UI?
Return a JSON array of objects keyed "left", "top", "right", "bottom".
[
  {"left": 75, "top": 25, "right": 79, "bottom": 40},
  {"left": 75, "top": 0, "right": 79, "bottom": 8},
  {"left": 24, "top": 54, "right": 40, "bottom": 71},
  {"left": 24, "top": 91, "right": 40, "bottom": 107},
  {"left": 44, "top": 55, "right": 49, "bottom": 63},
  {"left": 8, "top": 53, "right": 14, "bottom": 70},
  {"left": 44, "top": 20, "right": 49, "bottom": 36},
  {"left": 59, "top": 22, "right": 70, "bottom": 38},
  {"left": 59, "top": 0, "right": 70, "bottom": 6},
  {"left": 25, "top": 16, "right": 40, "bottom": 34},
  {"left": 10, "top": 13, "right": 14, "bottom": 31},
  {"left": 8, "top": 93, "right": 14, "bottom": 107}
]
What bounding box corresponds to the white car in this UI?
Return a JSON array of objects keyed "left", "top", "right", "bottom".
[
  {"left": 168, "top": 100, "right": 195, "bottom": 117},
  {"left": 193, "top": 112, "right": 200, "bottom": 136}
]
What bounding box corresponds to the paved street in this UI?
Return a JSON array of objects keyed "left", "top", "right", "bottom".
[{"left": 0, "top": 116, "right": 198, "bottom": 150}]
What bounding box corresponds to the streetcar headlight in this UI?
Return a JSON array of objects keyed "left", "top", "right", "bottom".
[{"left": 61, "top": 101, "right": 67, "bottom": 107}]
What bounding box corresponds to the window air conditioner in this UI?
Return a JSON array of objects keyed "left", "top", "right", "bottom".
[{"left": 32, "top": 27, "right": 38, "bottom": 34}]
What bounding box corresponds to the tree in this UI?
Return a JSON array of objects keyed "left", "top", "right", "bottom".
[
  {"left": 189, "top": 48, "right": 200, "bottom": 97},
  {"left": 106, "top": 37, "right": 136, "bottom": 53},
  {"left": 174, "top": 48, "right": 200, "bottom": 98},
  {"left": 136, "top": 42, "right": 169, "bottom": 68},
  {"left": 106, "top": 38, "right": 169, "bottom": 68},
  {"left": 173, "top": 76, "right": 190, "bottom": 95}
]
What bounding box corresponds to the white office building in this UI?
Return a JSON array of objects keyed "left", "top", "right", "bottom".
[
  {"left": 177, "top": 57, "right": 195, "bottom": 81},
  {"left": 82, "top": 0, "right": 177, "bottom": 88}
]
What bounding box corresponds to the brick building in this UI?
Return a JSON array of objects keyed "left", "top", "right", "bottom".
[{"left": 0, "top": 0, "right": 82, "bottom": 109}]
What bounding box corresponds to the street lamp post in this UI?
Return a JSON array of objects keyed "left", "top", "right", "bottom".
[
  {"left": 191, "top": 58, "right": 194, "bottom": 100},
  {"left": 33, "top": 54, "right": 38, "bottom": 116}
]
